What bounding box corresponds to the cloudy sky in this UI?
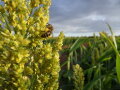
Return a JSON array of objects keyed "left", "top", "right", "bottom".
[{"left": 50, "top": 0, "right": 120, "bottom": 36}]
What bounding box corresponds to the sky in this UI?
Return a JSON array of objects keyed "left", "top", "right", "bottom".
[{"left": 50, "top": 0, "right": 120, "bottom": 36}]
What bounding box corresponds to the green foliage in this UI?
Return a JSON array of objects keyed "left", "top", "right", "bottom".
[{"left": 58, "top": 27, "right": 120, "bottom": 90}]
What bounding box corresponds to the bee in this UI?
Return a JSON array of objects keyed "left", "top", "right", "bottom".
[{"left": 41, "top": 23, "right": 53, "bottom": 38}]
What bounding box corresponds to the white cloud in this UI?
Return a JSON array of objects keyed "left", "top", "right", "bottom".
[
  {"left": 50, "top": 0, "right": 120, "bottom": 36},
  {"left": 85, "top": 13, "right": 106, "bottom": 21}
]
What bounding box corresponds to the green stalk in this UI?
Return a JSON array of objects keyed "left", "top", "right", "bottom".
[
  {"left": 98, "top": 64, "right": 102, "bottom": 90},
  {"left": 74, "top": 50, "right": 78, "bottom": 64}
]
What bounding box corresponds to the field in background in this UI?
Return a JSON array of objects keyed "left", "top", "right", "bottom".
[{"left": 47, "top": 33, "right": 120, "bottom": 90}]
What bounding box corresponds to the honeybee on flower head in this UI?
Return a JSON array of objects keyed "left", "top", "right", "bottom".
[{"left": 41, "top": 23, "right": 53, "bottom": 38}]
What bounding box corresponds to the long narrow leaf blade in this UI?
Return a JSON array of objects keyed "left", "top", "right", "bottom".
[
  {"left": 116, "top": 54, "right": 120, "bottom": 83},
  {"left": 69, "top": 38, "right": 89, "bottom": 53},
  {"left": 107, "top": 23, "right": 117, "bottom": 49}
]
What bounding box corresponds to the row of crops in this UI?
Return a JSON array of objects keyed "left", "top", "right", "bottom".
[{"left": 47, "top": 29, "right": 120, "bottom": 90}]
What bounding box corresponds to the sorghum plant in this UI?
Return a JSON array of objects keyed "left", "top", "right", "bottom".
[
  {"left": 73, "top": 64, "right": 84, "bottom": 90},
  {"left": 0, "top": 0, "right": 64, "bottom": 90}
]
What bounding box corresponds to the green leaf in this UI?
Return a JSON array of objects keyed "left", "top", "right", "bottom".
[
  {"left": 100, "top": 25, "right": 120, "bottom": 83},
  {"left": 98, "top": 48, "right": 113, "bottom": 62},
  {"left": 84, "top": 75, "right": 104, "bottom": 90},
  {"left": 69, "top": 38, "right": 89, "bottom": 53},
  {"left": 116, "top": 54, "right": 120, "bottom": 83},
  {"left": 106, "top": 23, "right": 117, "bottom": 49}
]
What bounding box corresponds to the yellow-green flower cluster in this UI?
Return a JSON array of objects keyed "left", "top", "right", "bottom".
[
  {"left": 28, "top": 0, "right": 51, "bottom": 37},
  {"left": 2, "top": 0, "right": 29, "bottom": 34},
  {"left": 53, "top": 32, "right": 64, "bottom": 51},
  {"left": 1, "top": 0, "right": 50, "bottom": 37},
  {"left": 0, "top": 0, "right": 63, "bottom": 90},
  {"left": 73, "top": 64, "right": 84, "bottom": 90},
  {"left": 28, "top": 33, "right": 64, "bottom": 90},
  {"left": 0, "top": 29, "right": 30, "bottom": 89}
]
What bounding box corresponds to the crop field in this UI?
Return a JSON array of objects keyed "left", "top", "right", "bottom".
[
  {"left": 47, "top": 31, "right": 120, "bottom": 90},
  {"left": 0, "top": 0, "right": 120, "bottom": 90}
]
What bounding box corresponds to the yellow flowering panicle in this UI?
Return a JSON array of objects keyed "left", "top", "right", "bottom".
[
  {"left": 0, "top": 29, "right": 30, "bottom": 89},
  {"left": 28, "top": 32, "right": 64, "bottom": 90},
  {"left": 72, "top": 64, "right": 84, "bottom": 90},
  {"left": 53, "top": 32, "right": 64, "bottom": 51},
  {"left": 0, "top": 0, "right": 64, "bottom": 90}
]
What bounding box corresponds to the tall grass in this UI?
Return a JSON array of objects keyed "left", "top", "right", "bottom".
[{"left": 58, "top": 25, "right": 120, "bottom": 90}]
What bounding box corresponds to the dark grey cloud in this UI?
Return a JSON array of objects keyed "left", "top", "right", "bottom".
[{"left": 50, "top": 0, "right": 120, "bottom": 36}]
